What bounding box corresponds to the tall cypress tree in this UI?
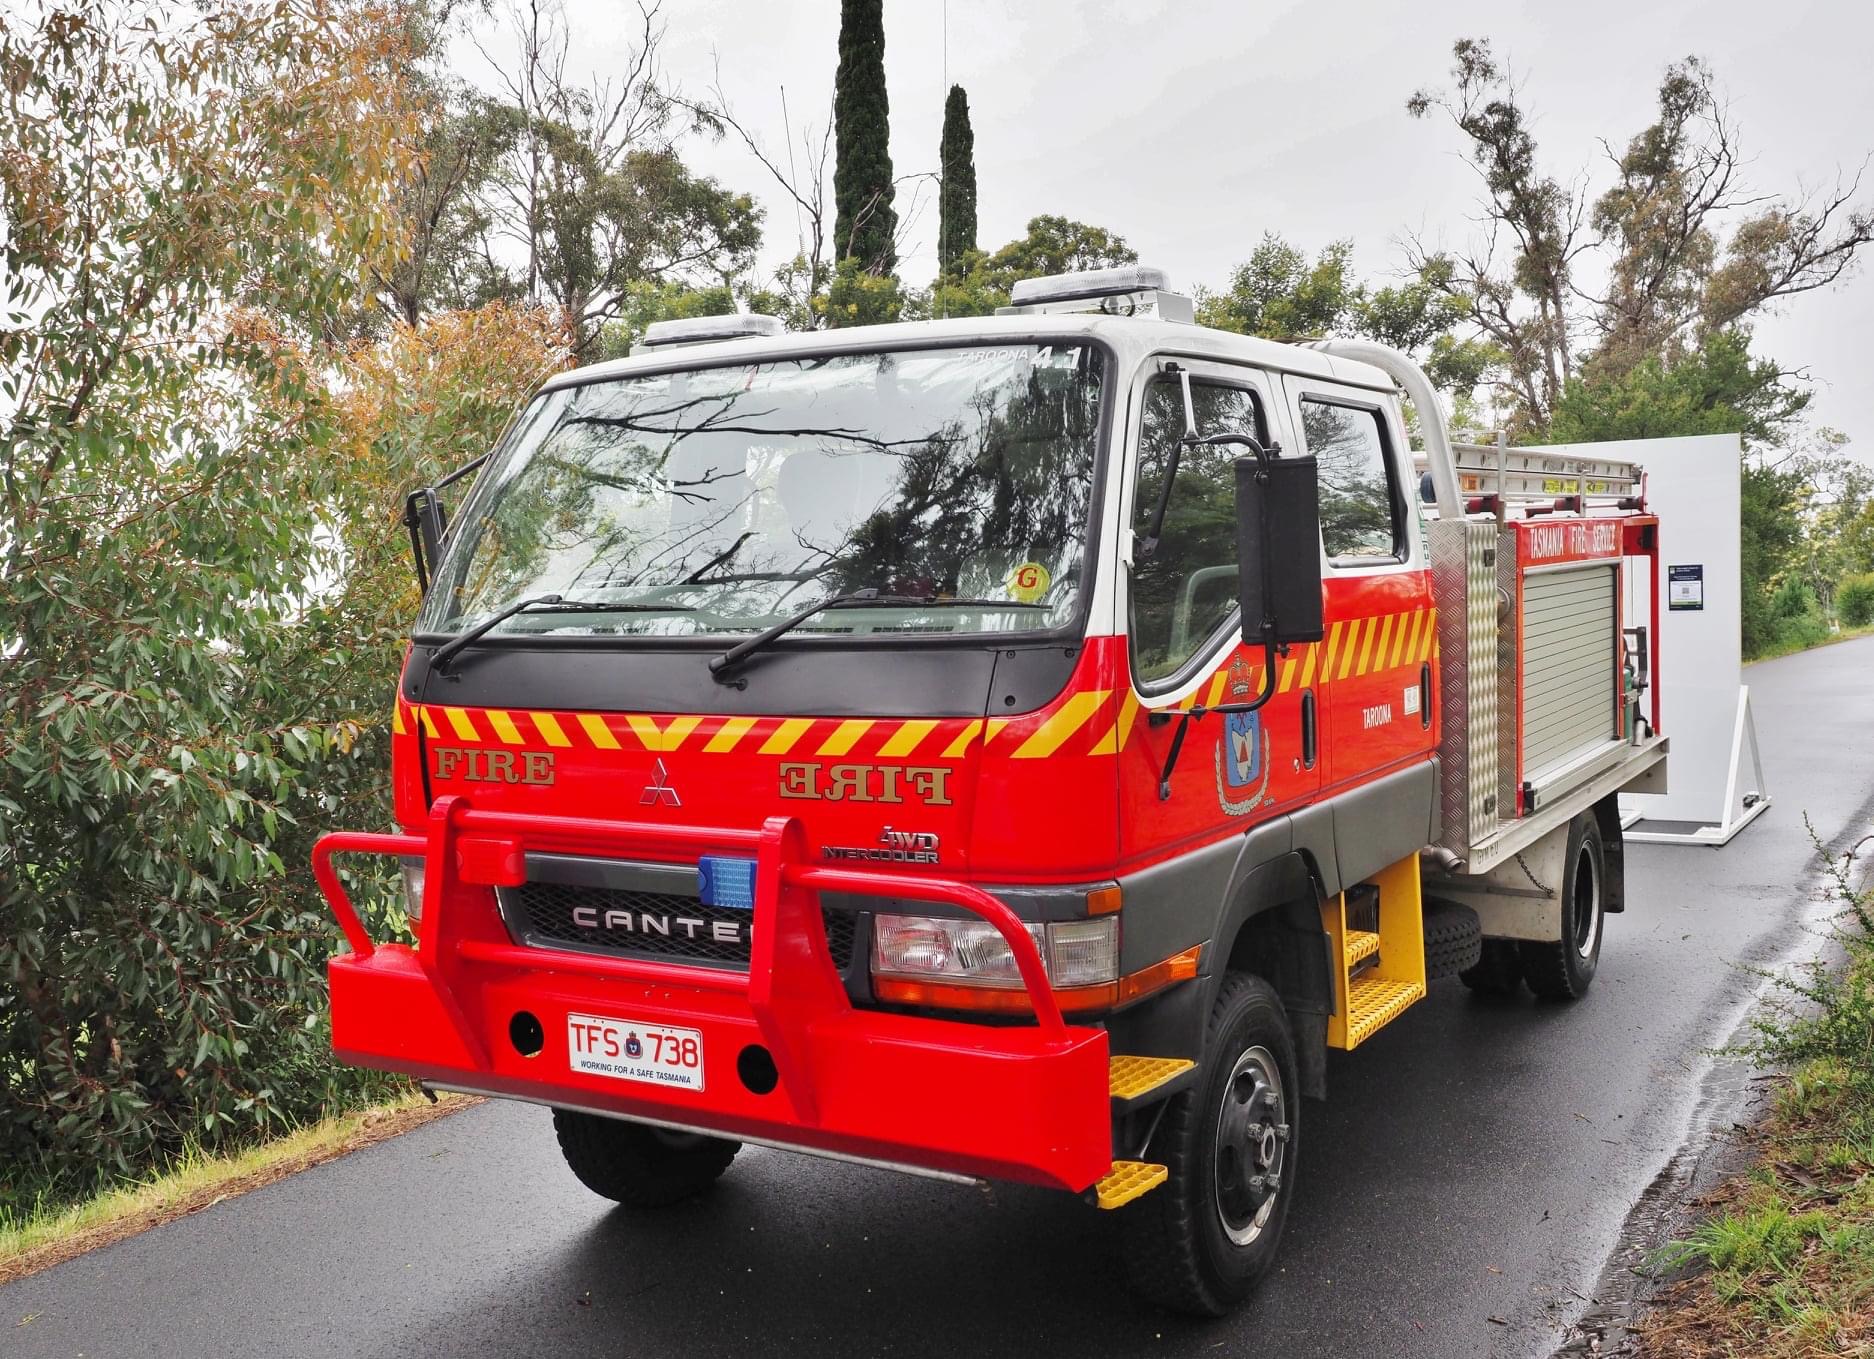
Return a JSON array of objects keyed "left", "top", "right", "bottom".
[
  {"left": 832, "top": 0, "right": 896, "bottom": 274},
  {"left": 937, "top": 84, "right": 976, "bottom": 277}
]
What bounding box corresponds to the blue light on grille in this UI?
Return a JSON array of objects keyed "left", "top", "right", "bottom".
[{"left": 697, "top": 856, "right": 757, "bottom": 910}]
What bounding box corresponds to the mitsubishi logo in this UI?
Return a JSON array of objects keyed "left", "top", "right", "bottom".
[{"left": 640, "top": 758, "right": 681, "bottom": 808}]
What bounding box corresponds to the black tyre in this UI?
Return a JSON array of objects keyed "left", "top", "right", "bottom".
[
  {"left": 1422, "top": 897, "right": 1483, "bottom": 980},
  {"left": 1518, "top": 811, "right": 1606, "bottom": 1000},
  {"left": 1119, "top": 974, "right": 1298, "bottom": 1316},
  {"left": 552, "top": 1109, "right": 739, "bottom": 1207},
  {"left": 1460, "top": 939, "right": 1525, "bottom": 997}
]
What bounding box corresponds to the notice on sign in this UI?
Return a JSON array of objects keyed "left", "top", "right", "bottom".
[{"left": 1668, "top": 564, "right": 1704, "bottom": 611}]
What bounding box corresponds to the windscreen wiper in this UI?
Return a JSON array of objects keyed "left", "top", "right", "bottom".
[
  {"left": 709, "top": 589, "right": 1048, "bottom": 682},
  {"left": 430, "top": 594, "right": 695, "bottom": 671}
]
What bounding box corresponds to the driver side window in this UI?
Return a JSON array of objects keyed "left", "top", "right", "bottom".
[{"left": 1130, "top": 377, "right": 1265, "bottom": 686}]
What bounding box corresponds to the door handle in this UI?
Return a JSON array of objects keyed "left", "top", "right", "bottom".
[{"left": 1301, "top": 689, "right": 1317, "bottom": 769}]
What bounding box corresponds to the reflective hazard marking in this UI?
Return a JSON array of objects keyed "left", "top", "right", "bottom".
[
  {"left": 758, "top": 718, "right": 814, "bottom": 755},
  {"left": 816, "top": 719, "right": 874, "bottom": 757},
  {"left": 1013, "top": 689, "right": 1111, "bottom": 758},
  {"left": 878, "top": 719, "right": 937, "bottom": 758},
  {"left": 705, "top": 716, "right": 757, "bottom": 752},
  {"left": 626, "top": 714, "right": 700, "bottom": 751},
  {"left": 532, "top": 712, "right": 572, "bottom": 747},
  {"left": 1090, "top": 689, "right": 1141, "bottom": 754},
  {"left": 579, "top": 713, "right": 622, "bottom": 749},
  {"left": 1337, "top": 618, "right": 1362, "bottom": 680},
  {"left": 941, "top": 719, "right": 985, "bottom": 759},
  {"left": 487, "top": 710, "right": 525, "bottom": 744},
  {"left": 442, "top": 706, "right": 479, "bottom": 740}
]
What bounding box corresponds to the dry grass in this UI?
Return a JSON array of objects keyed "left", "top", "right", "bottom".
[
  {"left": 0, "top": 1091, "right": 477, "bottom": 1287},
  {"left": 1639, "top": 1062, "right": 1874, "bottom": 1358}
]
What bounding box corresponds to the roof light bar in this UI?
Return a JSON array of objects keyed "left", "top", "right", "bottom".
[
  {"left": 635, "top": 313, "right": 787, "bottom": 353},
  {"left": 1009, "top": 265, "right": 1172, "bottom": 306},
  {"left": 1000, "top": 265, "right": 1193, "bottom": 323}
]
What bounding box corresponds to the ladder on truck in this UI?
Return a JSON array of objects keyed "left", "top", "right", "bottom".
[{"left": 1414, "top": 432, "right": 1647, "bottom": 522}]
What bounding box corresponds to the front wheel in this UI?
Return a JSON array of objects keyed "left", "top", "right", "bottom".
[
  {"left": 1119, "top": 974, "right": 1299, "bottom": 1316},
  {"left": 552, "top": 1108, "right": 739, "bottom": 1207},
  {"left": 1518, "top": 810, "right": 1606, "bottom": 1000}
]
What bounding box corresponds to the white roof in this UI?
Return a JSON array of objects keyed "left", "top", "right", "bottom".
[{"left": 542, "top": 312, "right": 1398, "bottom": 396}]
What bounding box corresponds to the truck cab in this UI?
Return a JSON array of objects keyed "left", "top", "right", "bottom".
[{"left": 315, "top": 267, "right": 1668, "bottom": 1315}]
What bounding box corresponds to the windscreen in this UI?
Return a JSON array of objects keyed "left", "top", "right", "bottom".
[{"left": 417, "top": 343, "right": 1106, "bottom": 642}]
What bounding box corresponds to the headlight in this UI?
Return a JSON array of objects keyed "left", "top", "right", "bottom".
[
  {"left": 399, "top": 856, "right": 426, "bottom": 922},
  {"left": 872, "top": 913, "right": 1118, "bottom": 990}
]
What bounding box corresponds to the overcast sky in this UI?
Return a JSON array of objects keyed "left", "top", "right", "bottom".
[{"left": 462, "top": 0, "right": 1874, "bottom": 448}]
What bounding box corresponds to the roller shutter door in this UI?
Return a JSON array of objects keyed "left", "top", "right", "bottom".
[{"left": 1521, "top": 564, "right": 1617, "bottom": 783}]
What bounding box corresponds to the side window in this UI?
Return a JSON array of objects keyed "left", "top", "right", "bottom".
[
  {"left": 1301, "top": 398, "right": 1402, "bottom": 562},
  {"left": 1129, "top": 379, "right": 1264, "bottom": 685}
]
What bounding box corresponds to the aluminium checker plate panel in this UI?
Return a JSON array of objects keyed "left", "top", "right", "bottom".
[{"left": 1429, "top": 517, "right": 1501, "bottom": 859}]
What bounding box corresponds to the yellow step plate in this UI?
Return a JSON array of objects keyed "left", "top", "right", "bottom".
[
  {"left": 1346, "top": 975, "right": 1425, "bottom": 1048},
  {"left": 1095, "top": 1160, "right": 1168, "bottom": 1209},
  {"left": 1345, "top": 929, "right": 1380, "bottom": 966},
  {"left": 1109, "top": 1055, "right": 1196, "bottom": 1101}
]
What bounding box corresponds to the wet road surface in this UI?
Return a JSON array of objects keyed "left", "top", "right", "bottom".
[{"left": 8, "top": 638, "right": 1873, "bottom": 1359}]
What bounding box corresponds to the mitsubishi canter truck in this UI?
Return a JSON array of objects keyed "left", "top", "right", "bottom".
[{"left": 314, "top": 265, "right": 1668, "bottom": 1314}]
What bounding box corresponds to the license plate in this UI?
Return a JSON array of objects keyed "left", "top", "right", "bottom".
[{"left": 567, "top": 1013, "right": 705, "bottom": 1092}]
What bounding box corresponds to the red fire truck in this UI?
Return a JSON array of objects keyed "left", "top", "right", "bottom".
[{"left": 314, "top": 267, "right": 1668, "bottom": 1314}]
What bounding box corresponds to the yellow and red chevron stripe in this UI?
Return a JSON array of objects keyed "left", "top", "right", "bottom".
[{"left": 391, "top": 607, "right": 1436, "bottom": 764}]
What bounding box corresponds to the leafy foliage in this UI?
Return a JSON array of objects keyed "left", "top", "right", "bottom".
[
  {"left": 1195, "top": 235, "right": 1493, "bottom": 394},
  {"left": 0, "top": 4, "right": 567, "bottom": 1208},
  {"left": 1409, "top": 39, "right": 1873, "bottom": 435},
  {"left": 937, "top": 85, "right": 977, "bottom": 278},
  {"left": 920, "top": 215, "right": 1139, "bottom": 319},
  {"left": 0, "top": 0, "right": 426, "bottom": 1202},
  {"left": 831, "top": 0, "right": 896, "bottom": 277},
  {"left": 595, "top": 280, "right": 738, "bottom": 360},
  {"left": 1837, "top": 574, "right": 1874, "bottom": 629}
]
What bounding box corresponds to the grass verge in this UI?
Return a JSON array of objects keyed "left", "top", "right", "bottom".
[
  {"left": 0, "top": 1091, "right": 477, "bottom": 1287},
  {"left": 1748, "top": 621, "right": 1874, "bottom": 664},
  {"left": 1641, "top": 1062, "right": 1874, "bottom": 1357},
  {"left": 1638, "top": 830, "right": 1874, "bottom": 1357}
]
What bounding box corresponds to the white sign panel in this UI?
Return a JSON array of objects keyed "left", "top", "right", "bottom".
[{"left": 1528, "top": 434, "right": 1751, "bottom": 830}]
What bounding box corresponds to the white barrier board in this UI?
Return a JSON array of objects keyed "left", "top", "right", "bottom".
[{"left": 1523, "top": 434, "right": 1764, "bottom": 839}]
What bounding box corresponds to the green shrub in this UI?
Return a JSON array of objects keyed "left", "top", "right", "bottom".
[
  {"left": 1770, "top": 575, "right": 1818, "bottom": 619},
  {"left": 1772, "top": 610, "right": 1830, "bottom": 652},
  {"left": 1745, "top": 826, "right": 1874, "bottom": 1092},
  {"left": 1838, "top": 573, "right": 1874, "bottom": 628},
  {"left": 0, "top": 12, "right": 564, "bottom": 1211}
]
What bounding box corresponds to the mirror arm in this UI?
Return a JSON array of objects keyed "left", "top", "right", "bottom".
[
  {"left": 400, "top": 454, "right": 491, "bottom": 595},
  {"left": 1155, "top": 633, "right": 1281, "bottom": 801}
]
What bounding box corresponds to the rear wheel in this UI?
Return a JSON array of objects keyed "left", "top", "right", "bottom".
[
  {"left": 1422, "top": 897, "right": 1483, "bottom": 980},
  {"left": 1518, "top": 811, "right": 1606, "bottom": 1000},
  {"left": 552, "top": 1109, "right": 739, "bottom": 1207},
  {"left": 1460, "top": 939, "right": 1526, "bottom": 997},
  {"left": 1119, "top": 974, "right": 1298, "bottom": 1316}
]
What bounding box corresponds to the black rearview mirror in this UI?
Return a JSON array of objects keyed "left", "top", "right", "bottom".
[
  {"left": 403, "top": 487, "right": 448, "bottom": 594},
  {"left": 1236, "top": 453, "right": 1325, "bottom": 646}
]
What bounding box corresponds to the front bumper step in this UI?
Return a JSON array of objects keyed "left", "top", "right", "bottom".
[
  {"left": 1108, "top": 1054, "right": 1195, "bottom": 1107},
  {"left": 1094, "top": 1160, "right": 1169, "bottom": 1209}
]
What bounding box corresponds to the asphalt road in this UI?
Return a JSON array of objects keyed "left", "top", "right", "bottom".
[{"left": 9, "top": 637, "right": 1874, "bottom": 1359}]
